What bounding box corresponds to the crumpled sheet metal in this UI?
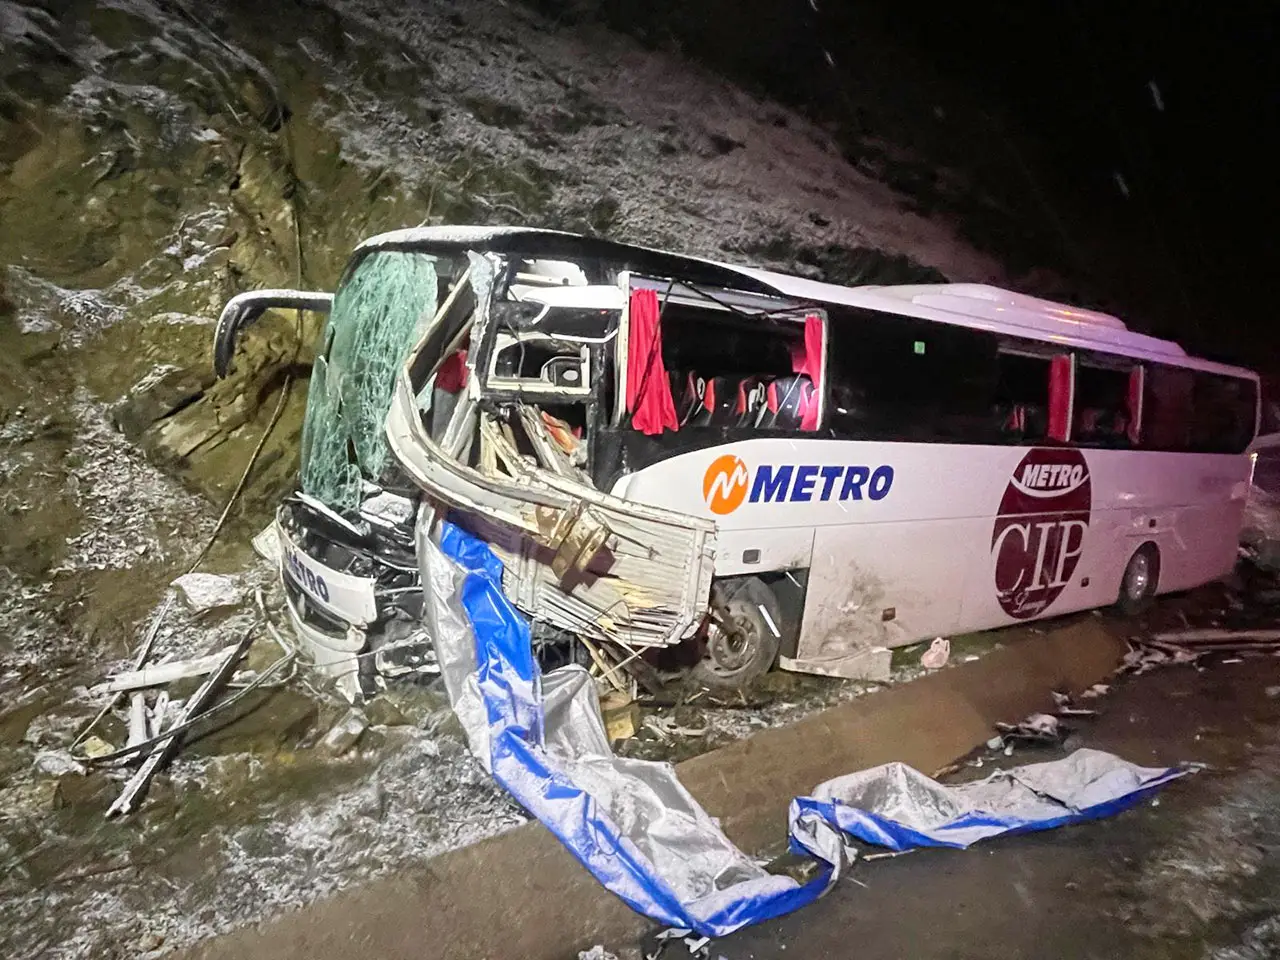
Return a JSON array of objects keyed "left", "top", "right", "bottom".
[
  {"left": 793, "top": 748, "right": 1190, "bottom": 852},
  {"left": 422, "top": 517, "right": 844, "bottom": 938}
]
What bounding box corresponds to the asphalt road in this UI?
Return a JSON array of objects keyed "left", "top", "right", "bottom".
[{"left": 636, "top": 644, "right": 1280, "bottom": 960}]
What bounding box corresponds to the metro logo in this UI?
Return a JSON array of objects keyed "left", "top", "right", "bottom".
[
  {"left": 1015, "top": 462, "right": 1087, "bottom": 495},
  {"left": 703, "top": 455, "right": 749, "bottom": 515},
  {"left": 701, "top": 458, "right": 895, "bottom": 515}
]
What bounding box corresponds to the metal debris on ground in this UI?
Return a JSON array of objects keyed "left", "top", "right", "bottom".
[
  {"left": 644, "top": 715, "right": 709, "bottom": 740},
  {"left": 65, "top": 585, "right": 302, "bottom": 816},
  {"left": 578, "top": 948, "right": 621, "bottom": 960},
  {"left": 91, "top": 644, "right": 244, "bottom": 694},
  {"left": 1118, "top": 639, "right": 1204, "bottom": 677},
  {"left": 993, "top": 712, "right": 1064, "bottom": 747},
  {"left": 646, "top": 928, "right": 715, "bottom": 959},
  {"left": 1147, "top": 627, "right": 1280, "bottom": 649},
  {"left": 920, "top": 637, "right": 950, "bottom": 670},
  {"left": 107, "top": 631, "right": 253, "bottom": 817}
]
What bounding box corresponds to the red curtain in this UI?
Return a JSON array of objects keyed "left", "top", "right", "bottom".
[
  {"left": 790, "top": 314, "right": 824, "bottom": 431},
  {"left": 626, "top": 289, "right": 679, "bottom": 435},
  {"left": 1048, "top": 354, "right": 1073, "bottom": 442},
  {"left": 1126, "top": 367, "right": 1144, "bottom": 445}
]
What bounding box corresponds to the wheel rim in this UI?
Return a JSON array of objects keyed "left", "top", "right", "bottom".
[
  {"left": 1126, "top": 552, "right": 1152, "bottom": 601},
  {"left": 704, "top": 611, "right": 761, "bottom": 677}
]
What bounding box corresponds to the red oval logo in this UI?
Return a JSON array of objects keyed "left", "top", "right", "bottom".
[{"left": 991, "top": 448, "right": 1092, "bottom": 619}]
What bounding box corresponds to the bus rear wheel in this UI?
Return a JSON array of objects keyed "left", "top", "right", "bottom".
[
  {"left": 1115, "top": 544, "right": 1160, "bottom": 616},
  {"left": 692, "top": 578, "right": 781, "bottom": 692}
]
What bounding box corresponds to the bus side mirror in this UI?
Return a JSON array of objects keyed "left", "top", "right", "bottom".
[{"left": 212, "top": 289, "right": 335, "bottom": 378}]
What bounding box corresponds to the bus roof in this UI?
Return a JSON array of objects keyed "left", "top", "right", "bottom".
[{"left": 358, "top": 226, "right": 1256, "bottom": 381}]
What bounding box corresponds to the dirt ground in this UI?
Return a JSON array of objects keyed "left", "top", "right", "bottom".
[{"left": 645, "top": 645, "right": 1280, "bottom": 960}]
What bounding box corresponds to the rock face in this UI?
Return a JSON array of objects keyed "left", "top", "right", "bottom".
[{"left": 1, "top": 0, "right": 1031, "bottom": 526}]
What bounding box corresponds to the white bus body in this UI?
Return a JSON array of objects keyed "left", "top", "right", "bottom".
[{"left": 213, "top": 227, "right": 1258, "bottom": 697}]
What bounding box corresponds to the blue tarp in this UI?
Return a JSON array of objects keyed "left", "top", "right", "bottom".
[
  {"left": 794, "top": 749, "right": 1189, "bottom": 852},
  {"left": 434, "top": 521, "right": 842, "bottom": 938},
  {"left": 430, "top": 519, "right": 1190, "bottom": 936}
]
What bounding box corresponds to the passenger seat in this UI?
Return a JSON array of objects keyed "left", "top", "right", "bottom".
[
  {"left": 758, "top": 375, "right": 815, "bottom": 429},
  {"left": 678, "top": 372, "right": 706, "bottom": 426}
]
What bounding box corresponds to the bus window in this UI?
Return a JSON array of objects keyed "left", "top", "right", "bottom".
[
  {"left": 1141, "top": 365, "right": 1194, "bottom": 450},
  {"left": 992, "top": 349, "right": 1050, "bottom": 443},
  {"left": 659, "top": 301, "right": 813, "bottom": 431},
  {"left": 1073, "top": 357, "right": 1135, "bottom": 448},
  {"left": 1190, "top": 373, "right": 1257, "bottom": 453},
  {"left": 826, "top": 309, "right": 998, "bottom": 443}
]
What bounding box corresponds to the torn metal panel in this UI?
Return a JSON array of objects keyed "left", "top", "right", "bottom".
[{"left": 386, "top": 250, "right": 718, "bottom": 653}]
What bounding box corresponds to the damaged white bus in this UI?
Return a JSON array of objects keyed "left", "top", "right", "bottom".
[{"left": 213, "top": 227, "right": 1259, "bottom": 701}]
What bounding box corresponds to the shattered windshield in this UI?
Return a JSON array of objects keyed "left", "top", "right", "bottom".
[{"left": 300, "top": 249, "right": 439, "bottom": 509}]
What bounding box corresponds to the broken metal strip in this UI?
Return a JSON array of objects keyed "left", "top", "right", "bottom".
[
  {"left": 93, "top": 644, "right": 242, "bottom": 694},
  {"left": 71, "top": 592, "right": 176, "bottom": 752},
  {"left": 515, "top": 406, "right": 574, "bottom": 478},
  {"left": 387, "top": 375, "right": 572, "bottom": 535},
  {"left": 107, "top": 631, "right": 254, "bottom": 817}
]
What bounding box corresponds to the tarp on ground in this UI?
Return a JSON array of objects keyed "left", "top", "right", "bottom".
[
  {"left": 421, "top": 514, "right": 1189, "bottom": 935},
  {"left": 420, "top": 516, "right": 846, "bottom": 939},
  {"left": 793, "top": 749, "right": 1189, "bottom": 852}
]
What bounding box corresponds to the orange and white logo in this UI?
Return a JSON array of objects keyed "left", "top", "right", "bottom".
[{"left": 702, "top": 455, "right": 749, "bottom": 515}]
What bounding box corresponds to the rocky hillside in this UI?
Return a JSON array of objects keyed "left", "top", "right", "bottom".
[{"left": 0, "top": 0, "right": 1032, "bottom": 530}]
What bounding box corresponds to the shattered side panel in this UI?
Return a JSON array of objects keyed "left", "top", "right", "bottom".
[
  {"left": 385, "top": 253, "right": 718, "bottom": 650},
  {"left": 387, "top": 381, "right": 716, "bottom": 648}
]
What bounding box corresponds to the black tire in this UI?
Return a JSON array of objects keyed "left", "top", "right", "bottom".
[
  {"left": 691, "top": 578, "right": 782, "bottom": 692},
  {"left": 1115, "top": 543, "right": 1160, "bottom": 616}
]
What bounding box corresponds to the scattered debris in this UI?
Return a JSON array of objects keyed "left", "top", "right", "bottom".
[
  {"left": 862, "top": 849, "right": 914, "bottom": 862},
  {"left": 1149, "top": 628, "right": 1280, "bottom": 647},
  {"left": 994, "top": 712, "right": 1064, "bottom": 746},
  {"left": 800, "top": 749, "right": 1192, "bottom": 851},
  {"left": 644, "top": 715, "right": 709, "bottom": 740},
  {"left": 1119, "top": 640, "right": 1204, "bottom": 677},
  {"left": 80, "top": 736, "right": 116, "bottom": 759},
  {"left": 579, "top": 947, "right": 621, "bottom": 960},
  {"left": 920, "top": 637, "right": 950, "bottom": 670},
  {"left": 319, "top": 708, "right": 369, "bottom": 757},
  {"left": 128, "top": 693, "right": 147, "bottom": 748},
  {"left": 171, "top": 572, "right": 246, "bottom": 612},
  {"left": 252, "top": 523, "right": 283, "bottom": 565},
  {"left": 91, "top": 644, "right": 244, "bottom": 694},
  {"left": 108, "top": 631, "right": 254, "bottom": 817},
  {"left": 34, "top": 750, "right": 87, "bottom": 777},
  {"left": 600, "top": 691, "right": 640, "bottom": 741},
  {"left": 1266, "top": 686, "right": 1280, "bottom": 699}
]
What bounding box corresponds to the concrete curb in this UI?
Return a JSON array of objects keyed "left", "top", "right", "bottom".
[{"left": 186, "top": 619, "right": 1124, "bottom": 960}]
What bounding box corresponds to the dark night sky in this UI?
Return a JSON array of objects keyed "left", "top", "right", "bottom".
[{"left": 863, "top": 1, "right": 1277, "bottom": 357}]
